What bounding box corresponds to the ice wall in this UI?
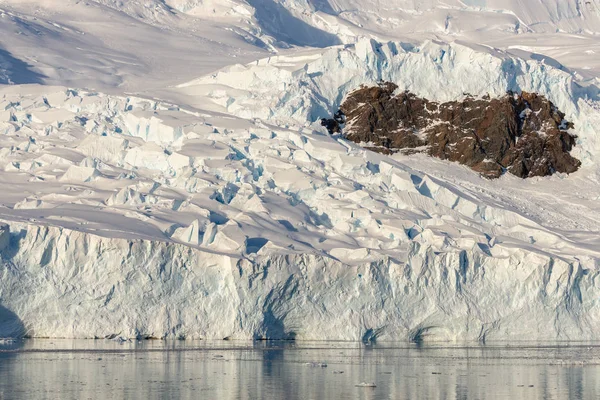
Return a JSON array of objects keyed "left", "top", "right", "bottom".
[{"left": 0, "top": 222, "right": 598, "bottom": 341}]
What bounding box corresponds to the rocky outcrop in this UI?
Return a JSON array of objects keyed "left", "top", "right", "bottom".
[{"left": 339, "top": 82, "right": 581, "bottom": 178}]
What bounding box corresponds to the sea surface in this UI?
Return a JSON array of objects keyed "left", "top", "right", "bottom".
[{"left": 1, "top": 340, "right": 599, "bottom": 399}]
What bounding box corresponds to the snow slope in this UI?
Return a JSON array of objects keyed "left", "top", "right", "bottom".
[
  {"left": 0, "top": 1, "right": 600, "bottom": 341},
  {"left": 267, "top": 0, "right": 600, "bottom": 36},
  {"left": 0, "top": 0, "right": 266, "bottom": 92},
  {"left": 2, "top": 0, "right": 600, "bottom": 94}
]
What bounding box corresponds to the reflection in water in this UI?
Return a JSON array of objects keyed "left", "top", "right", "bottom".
[{"left": 1, "top": 340, "right": 599, "bottom": 399}]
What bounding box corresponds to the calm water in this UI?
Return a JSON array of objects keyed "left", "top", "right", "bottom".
[{"left": 1, "top": 340, "right": 599, "bottom": 399}]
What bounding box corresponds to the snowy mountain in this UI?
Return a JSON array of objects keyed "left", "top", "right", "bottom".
[{"left": 0, "top": 0, "right": 600, "bottom": 341}]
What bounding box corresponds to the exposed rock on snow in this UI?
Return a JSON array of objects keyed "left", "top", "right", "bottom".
[
  {"left": 340, "top": 83, "right": 581, "bottom": 178},
  {"left": 182, "top": 39, "right": 600, "bottom": 167}
]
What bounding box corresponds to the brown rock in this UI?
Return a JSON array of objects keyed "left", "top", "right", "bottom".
[{"left": 339, "top": 82, "right": 581, "bottom": 178}]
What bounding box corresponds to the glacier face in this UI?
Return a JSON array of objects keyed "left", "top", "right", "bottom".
[{"left": 1, "top": 222, "right": 599, "bottom": 341}]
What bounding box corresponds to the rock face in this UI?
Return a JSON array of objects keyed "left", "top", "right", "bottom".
[{"left": 340, "top": 82, "right": 581, "bottom": 178}]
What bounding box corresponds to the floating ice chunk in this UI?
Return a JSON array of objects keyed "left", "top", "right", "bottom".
[
  {"left": 355, "top": 382, "right": 376, "bottom": 388},
  {"left": 305, "top": 362, "right": 328, "bottom": 367}
]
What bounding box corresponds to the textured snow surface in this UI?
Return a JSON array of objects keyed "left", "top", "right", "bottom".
[
  {"left": 1, "top": 1, "right": 600, "bottom": 341},
  {"left": 86, "top": 0, "right": 600, "bottom": 45}
]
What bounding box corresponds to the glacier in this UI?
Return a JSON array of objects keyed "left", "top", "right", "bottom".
[
  {"left": 0, "top": 0, "right": 600, "bottom": 342},
  {"left": 0, "top": 82, "right": 599, "bottom": 341}
]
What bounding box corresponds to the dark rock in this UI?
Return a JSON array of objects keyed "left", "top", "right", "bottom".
[
  {"left": 339, "top": 82, "right": 580, "bottom": 178},
  {"left": 321, "top": 117, "right": 341, "bottom": 135}
]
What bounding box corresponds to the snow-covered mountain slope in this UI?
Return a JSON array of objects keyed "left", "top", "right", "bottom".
[
  {"left": 92, "top": 0, "right": 600, "bottom": 40},
  {"left": 270, "top": 0, "right": 600, "bottom": 36},
  {"left": 2, "top": 0, "right": 600, "bottom": 94},
  {"left": 0, "top": 0, "right": 266, "bottom": 92},
  {"left": 1, "top": 1, "right": 600, "bottom": 341}
]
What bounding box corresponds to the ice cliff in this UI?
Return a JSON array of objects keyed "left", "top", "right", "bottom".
[{"left": 1, "top": 222, "right": 599, "bottom": 341}]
